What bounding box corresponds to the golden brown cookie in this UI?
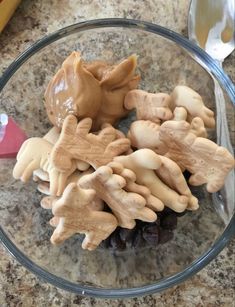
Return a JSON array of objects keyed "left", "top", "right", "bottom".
[
  {"left": 155, "top": 156, "right": 198, "bottom": 210},
  {"left": 49, "top": 183, "right": 117, "bottom": 250},
  {"left": 124, "top": 89, "right": 173, "bottom": 123},
  {"left": 50, "top": 115, "right": 130, "bottom": 171},
  {"left": 108, "top": 161, "right": 164, "bottom": 211},
  {"left": 43, "top": 127, "right": 60, "bottom": 144},
  {"left": 171, "top": 85, "right": 215, "bottom": 128},
  {"left": 79, "top": 165, "right": 157, "bottom": 229},
  {"left": 114, "top": 149, "right": 190, "bottom": 212},
  {"left": 173, "top": 107, "right": 207, "bottom": 138},
  {"left": 159, "top": 119, "right": 235, "bottom": 192},
  {"left": 38, "top": 168, "right": 104, "bottom": 211},
  {"left": 13, "top": 137, "right": 76, "bottom": 196},
  {"left": 127, "top": 120, "right": 168, "bottom": 155}
]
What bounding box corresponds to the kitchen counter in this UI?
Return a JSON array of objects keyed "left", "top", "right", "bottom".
[{"left": 0, "top": 0, "right": 234, "bottom": 306}]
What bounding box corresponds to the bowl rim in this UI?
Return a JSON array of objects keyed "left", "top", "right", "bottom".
[{"left": 0, "top": 18, "right": 235, "bottom": 298}]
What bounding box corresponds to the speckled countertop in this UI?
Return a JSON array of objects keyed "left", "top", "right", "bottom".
[{"left": 0, "top": 0, "right": 234, "bottom": 306}]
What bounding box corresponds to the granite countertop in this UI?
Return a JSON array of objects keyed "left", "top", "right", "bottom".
[{"left": 0, "top": 0, "right": 234, "bottom": 306}]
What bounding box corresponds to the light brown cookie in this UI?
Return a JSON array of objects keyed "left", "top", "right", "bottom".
[
  {"left": 108, "top": 161, "right": 164, "bottom": 211},
  {"left": 48, "top": 183, "right": 117, "bottom": 250},
  {"left": 101, "top": 123, "right": 133, "bottom": 154},
  {"left": 40, "top": 195, "right": 57, "bottom": 209},
  {"left": 37, "top": 181, "right": 50, "bottom": 196},
  {"left": 44, "top": 51, "right": 102, "bottom": 128},
  {"left": 43, "top": 127, "right": 60, "bottom": 144},
  {"left": 43, "top": 126, "right": 90, "bottom": 171},
  {"left": 13, "top": 137, "right": 76, "bottom": 196},
  {"left": 114, "top": 149, "right": 190, "bottom": 213},
  {"left": 127, "top": 110, "right": 206, "bottom": 156},
  {"left": 173, "top": 107, "right": 207, "bottom": 138},
  {"left": 79, "top": 165, "right": 157, "bottom": 229},
  {"left": 38, "top": 168, "right": 104, "bottom": 210},
  {"left": 171, "top": 85, "right": 215, "bottom": 128},
  {"left": 155, "top": 156, "right": 199, "bottom": 210},
  {"left": 50, "top": 115, "right": 130, "bottom": 171},
  {"left": 159, "top": 119, "right": 235, "bottom": 193},
  {"left": 33, "top": 169, "right": 49, "bottom": 182},
  {"left": 101, "top": 122, "right": 126, "bottom": 139},
  {"left": 93, "top": 55, "right": 140, "bottom": 130},
  {"left": 127, "top": 120, "right": 168, "bottom": 155},
  {"left": 37, "top": 170, "right": 82, "bottom": 196},
  {"left": 124, "top": 89, "right": 173, "bottom": 123}
]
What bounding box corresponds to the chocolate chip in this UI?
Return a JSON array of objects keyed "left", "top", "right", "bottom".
[
  {"left": 183, "top": 170, "right": 192, "bottom": 181},
  {"left": 176, "top": 210, "right": 187, "bottom": 217},
  {"left": 161, "top": 214, "right": 177, "bottom": 230},
  {"left": 142, "top": 224, "right": 159, "bottom": 246},
  {"left": 119, "top": 227, "right": 136, "bottom": 243},
  {"left": 102, "top": 208, "right": 179, "bottom": 250},
  {"left": 109, "top": 230, "right": 126, "bottom": 250},
  {"left": 157, "top": 207, "right": 174, "bottom": 219},
  {"left": 155, "top": 218, "right": 161, "bottom": 226},
  {"left": 132, "top": 229, "right": 145, "bottom": 248},
  {"left": 159, "top": 228, "right": 174, "bottom": 244}
]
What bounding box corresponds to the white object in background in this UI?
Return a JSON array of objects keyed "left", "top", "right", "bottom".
[{"left": 0, "top": 113, "right": 8, "bottom": 142}]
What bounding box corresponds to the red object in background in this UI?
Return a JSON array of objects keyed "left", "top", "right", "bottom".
[{"left": 0, "top": 117, "right": 27, "bottom": 158}]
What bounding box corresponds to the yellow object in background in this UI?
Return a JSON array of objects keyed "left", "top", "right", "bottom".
[{"left": 0, "top": 0, "right": 21, "bottom": 32}]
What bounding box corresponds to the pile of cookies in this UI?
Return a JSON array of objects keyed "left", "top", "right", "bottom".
[{"left": 13, "top": 52, "right": 235, "bottom": 251}]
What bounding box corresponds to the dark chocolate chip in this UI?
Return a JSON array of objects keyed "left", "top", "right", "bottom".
[
  {"left": 100, "top": 236, "right": 111, "bottom": 249},
  {"left": 157, "top": 207, "right": 174, "bottom": 219},
  {"left": 109, "top": 230, "right": 126, "bottom": 250},
  {"left": 155, "top": 218, "right": 161, "bottom": 226},
  {"left": 132, "top": 229, "right": 145, "bottom": 248},
  {"left": 142, "top": 224, "right": 159, "bottom": 245},
  {"left": 119, "top": 227, "right": 136, "bottom": 244},
  {"left": 183, "top": 170, "right": 192, "bottom": 181},
  {"left": 161, "top": 214, "right": 177, "bottom": 230},
  {"left": 142, "top": 224, "right": 158, "bottom": 234},
  {"left": 176, "top": 210, "right": 187, "bottom": 217},
  {"left": 159, "top": 228, "right": 174, "bottom": 244}
]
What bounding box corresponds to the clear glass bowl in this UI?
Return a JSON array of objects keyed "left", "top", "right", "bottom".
[{"left": 0, "top": 19, "right": 234, "bottom": 298}]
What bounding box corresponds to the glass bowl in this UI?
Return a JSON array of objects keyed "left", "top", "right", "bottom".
[{"left": 0, "top": 19, "right": 234, "bottom": 298}]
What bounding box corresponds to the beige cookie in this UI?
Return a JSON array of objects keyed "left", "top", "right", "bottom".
[
  {"left": 155, "top": 156, "right": 198, "bottom": 210},
  {"left": 50, "top": 115, "right": 130, "bottom": 172},
  {"left": 43, "top": 126, "right": 90, "bottom": 171},
  {"left": 108, "top": 161, "right": 164, "bottom": 211},
  {"left": 37, "top": 170, "right": 82, "bottom": 195},
  {"left": 43, "top": 127, "right": 60, "bottom": 144},
  {"left": 33, "top": 169, "right": 49, "bottom": 182},
  {"left": 79, "top": 165, "right": 157, "bottom": 229},
  {"left": 93, "top": 55, "right": 140, "bottom": 130},
  {"left": 33, "top": 128, "right": 59, "bottom": 183},
  {"left": 171, "top": 85, "right": 215, "bottom": 128},
  {"left": 44, "top": 51, "right": 102, "bottom": 128},
  {"left": 38, "top": 168, "right": 104, "bottom": 211},
  {"left": 101, "top": 122, "right": 126, "bottom": 139},
  {"left": 127, "top": 120, "right": 168, "bottom": 155},
  {"left": 124, "top": 89, "right": 173, "bottom": 123},
  {"left": 173, "top": 107, "right": 207, "bottom": 138},
  {"left": 159, "top": 119, "right": 235, "bottom": 193},
  {"left": 13, "top": 137, "right": 76, "bottom": 196},
  {"left": 101, "top": 123, "right": 133, "bottom": 154},
  {"left": 40, "top": 180, "right": 103, "bottom": 212},
  {"left": 48, "top": 183, "right": 117, "bottom": 250},
  {"left": 114, "top": 149, "right": 190, "bottom": 213}
]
